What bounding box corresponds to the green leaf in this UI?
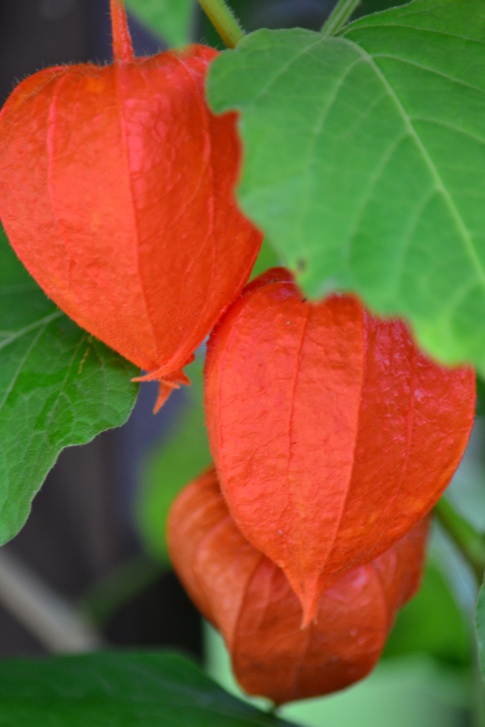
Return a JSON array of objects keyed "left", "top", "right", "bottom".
[
  {"left": 476, "top": 573, "right": 485, "bottom": 684},
  {"left": 126, "top": 0, "right": 195, "bottom": 47},
  {"left": 251, "top": 238, "right": 281, "bottom": 279},
  {"left": 384, "top": 560, "right": 470, "bottom": 668},
  {"left": 208, "top": 0, "right": 485, "bottom": 371},
  {"left": 136, "top": 358, "right": 212, "bottom": 562},
  {"left": 475, "top": 374, "right": 485, "bottom": 416},
  {"left": 0, "top": 650, "right": 296, "bottom": 726},
  {"left": 0, "top": 233, "right": 138, "bottom": 544}
]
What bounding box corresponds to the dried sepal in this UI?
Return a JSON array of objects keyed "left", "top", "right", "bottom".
[
  {"left": 204, "top": 268, "right": 475, "bottom": 623},
  {"left": 168, "top": 468, "right": 429, "bottom": 705}
]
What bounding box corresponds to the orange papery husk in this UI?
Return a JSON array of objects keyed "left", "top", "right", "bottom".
[
  {"left": 204, "top": 268, "right": 475, "bottom": 624},
  {"left": 0, "top": 0, "right": 262, "bottom": 411},
  {"left": 168, "top": 468, "right": 429, "bottom": 706}
]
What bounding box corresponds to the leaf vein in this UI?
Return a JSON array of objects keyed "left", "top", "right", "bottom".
[
  {"left": 371, "top": 53, "right": 485, "bottom": 94},
  {"left": 0, "top": 326, "right": 47, "bottom": 412},
  {"left": 345, "top": 22, "right": 485, "bottom": 48},
  {"left": 342, "top": 38, "right": 485, "bottom": 287},
  {"left": 0, "top": 311, "right": 63, "bottom": 353},
  {"left": 411, "top": 117, "right": 485, "bottom": 147}
]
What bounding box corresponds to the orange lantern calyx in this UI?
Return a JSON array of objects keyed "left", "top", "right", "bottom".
[
  {"left": 204, "top": 268, "right": 475, "bottom": 618},
  {"left": 0, "top": 3, "right": 262, "bottom": 412}
]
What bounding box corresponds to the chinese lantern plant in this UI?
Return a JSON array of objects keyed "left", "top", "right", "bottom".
[
  {"left": 0, "top": 0, "right": 262, "bottom": 413},
  {"left": 0, "top": 0, "right": 261, "bottom": 547},
  {"left": 0, "top": 0, "right": 485, "bottom": 724},
  {"left": 204, "top": 268, "right": 476, "bottom": 624},
  {"left": 168, "top": 467, "right": 430, "bottom": 705}
]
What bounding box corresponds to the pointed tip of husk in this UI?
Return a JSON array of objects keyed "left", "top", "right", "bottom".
[
  {"left": 110, "top": 0, "right": 135, "bottom": 62},
  {"left": 289, "top": 575, "right": 321, "bottom": 629},
  {"left": 300, "top": 597, "right": 319, "bottom": 630},
  {"left": 152, "top": 381, "right": 177, "bottom": 413},
  {"left": 132, "top": 367, "right": 192, "bottom": 413}
]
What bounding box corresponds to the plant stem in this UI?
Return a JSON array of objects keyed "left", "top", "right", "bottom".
[
  {"left": 197, "top": 0, "right": 245, "bottom": 48},
  {"left": 321, "top": 0, "right": 363, "bottom": 37},
  {"left": 0, "top": 549, "right": 102, "bottom": 652},
  {"left": 434, "top": 497, "right": 485, "bottom": 585},
  {"left": 78, "top": 555, "right": 163, "bottom": 627},
  {"left": 110, "top": 0, "right": 134, "bottom": 62}
]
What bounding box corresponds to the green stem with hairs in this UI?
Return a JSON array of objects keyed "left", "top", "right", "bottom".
[
  {"left": 197, "top": 0, "right": 245, "bottom": 48},
  {"left": 321, "top": 0, "right": 363, "bottom": 36}
]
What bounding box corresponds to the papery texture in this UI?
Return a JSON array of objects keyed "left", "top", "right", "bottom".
[
  {"left": 205, "top": 268, "right": 475, "bottom": 623},
  {"left": 0, "top": 9, "right": 261, "bottom": 410},
  {"left": 168, "top": 468, "right": 428, "bottom": 705}
]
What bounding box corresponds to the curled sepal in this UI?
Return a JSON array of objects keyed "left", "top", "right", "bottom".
[
  {"left": 204, "top": 268, "right": 475, "bottom": 624},
  {"left": 168, "top": 468, "right": 429, "bottom": 705}
]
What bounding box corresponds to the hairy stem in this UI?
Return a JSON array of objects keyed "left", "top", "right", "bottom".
[
  {"left": 110, "top": 0, "right": 134, "bottom": 62},
  {"left": 197, "top": 0, "right": 245, "bottom": 48},
  {"left": 434, "top": 497, "right": 485, "bottom": 585},
  {"left": 321, "top": 0, "right": 363, "bottom": 36}
]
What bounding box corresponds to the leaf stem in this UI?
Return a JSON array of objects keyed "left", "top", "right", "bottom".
[
  {"left": 78, "top": 555, "right": 163, "bottom": 627},
  {"left": 434, "top": 497, "right": 485, "bottom": 585},
  {"left": 321, "top": 0, "right": 363, "bottom": 37},
  {"left": 197, "top": 0, "right": 245, "bottom": 48}
]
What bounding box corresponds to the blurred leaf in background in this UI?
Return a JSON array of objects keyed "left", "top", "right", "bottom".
[
  {"left": 125, "top": 0, "right": 195, "bottom": 47},
  {"left": 477, "top": 574, "right": 485, "bottom": 687},
  {"left": 383, "top": 559, "right": 471, "bottom": 669}
]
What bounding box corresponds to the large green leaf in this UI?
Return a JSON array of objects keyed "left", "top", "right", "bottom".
[
  {"left": 0, "top": 650, "right": 296, "bottom": 726},
  {"left": 126, "top": 0, "right": 195, "bottom": 47},
  {"left": 208, "top": 0, "right": 485, "bottom": 371},
  {"left": 0, "top": 233, "right": 138, "bottom": 544},
  {"left": 136, "top": 359, "right": 211, "bottom": 563}
]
